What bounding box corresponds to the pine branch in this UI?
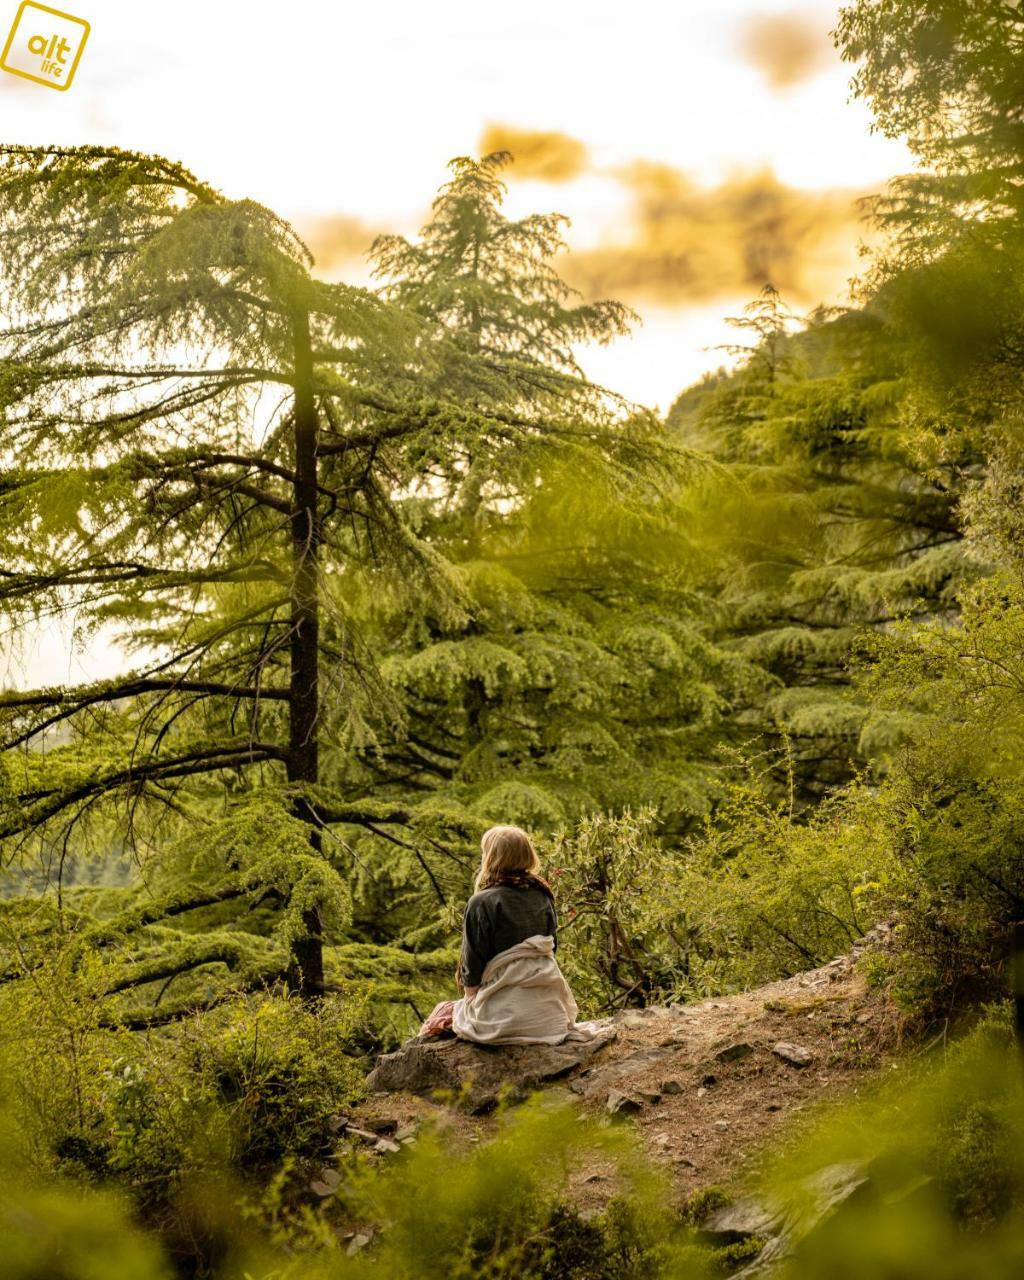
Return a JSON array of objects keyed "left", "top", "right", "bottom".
[
  {"left": 99, "top": 938, "right": 252, "bottom": 995},
  {"left": 98, "top": 973, "right": 285, "bottom": 1031},
  {"left": 7, "top": 362, "right": 294, "bottom": 386},
  {"left": 2, "top": 744, "right": 288, "bottom": 838},
  {"left": 0, "top": 678, "right": 290, "bottom": 751},
  {"left": 82, "top": 883, "right": 251, "bottom": 948},
  {"left": 314, "top": 803, "right": 414, "bottom": 826}
]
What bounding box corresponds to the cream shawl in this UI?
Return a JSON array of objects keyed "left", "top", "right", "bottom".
[{"left": 451, "top": 934, "right": 599, "bottom": 1046}]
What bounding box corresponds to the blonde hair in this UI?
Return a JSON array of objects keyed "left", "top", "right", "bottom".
[{"left": 474, "top": 824, "right": 541, "bottom": 892}]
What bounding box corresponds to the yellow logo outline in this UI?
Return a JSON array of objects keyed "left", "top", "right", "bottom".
[{"left": 1, "top": 1, "right": 90, "bottom": 92}]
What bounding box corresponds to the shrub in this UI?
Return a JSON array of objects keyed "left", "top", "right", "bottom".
[
  {"left": 330, "top": 1095, "right": 701, "bottom": 1280},
  {"left": 0, "top": 985, "right": 367, "bottom": 1214},
  {"left": 850, "top": 573, "right": 1024, "bottom": 1018},
  {"left": 547, "top": 787, "right": 885, "bottom": 1011},
  {"left": 175, "top": 993, "right": 366, "bottom": 1171}
]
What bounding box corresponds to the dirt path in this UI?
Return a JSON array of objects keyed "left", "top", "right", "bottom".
[{"left": 352, "top": 931, "right": 900, "bottom": 1213}]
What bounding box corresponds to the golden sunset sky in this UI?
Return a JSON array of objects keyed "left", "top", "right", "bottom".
[{"left": 2, "top": 0, "right": 913, "bottom": 414}]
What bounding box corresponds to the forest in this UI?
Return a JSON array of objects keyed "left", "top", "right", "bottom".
[{"left": 1, "top": 1, "right": 1023, "bottom": 1276}]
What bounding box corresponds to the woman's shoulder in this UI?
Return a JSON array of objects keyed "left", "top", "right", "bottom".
[
  {"left": 465, "top": 886, "right": 502, "bottom": 910},
  {"left": 467, "top": 878, "right": 554, "bottom": 907}
]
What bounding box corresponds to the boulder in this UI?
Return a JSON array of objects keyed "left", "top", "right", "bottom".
[
  {"left": 698, "top": 1196, "right": 779, "bottom": 1245},
  {"left": 700, "top": 1162, "right": 872, "bottom": 1274},
  {"left": 366, "top": 1025, "right": 618, "bottom": 1113},
  {"left": 772, "top": 1042, "right": 813, "bottom": 1068},
  {"left": 576, "top": 1044, "right": 675, "bottom": 1101}
]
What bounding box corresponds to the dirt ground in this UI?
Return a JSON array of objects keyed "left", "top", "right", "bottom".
[{"left": 350, "top": 937, "right": 902, "bottom": 1216}]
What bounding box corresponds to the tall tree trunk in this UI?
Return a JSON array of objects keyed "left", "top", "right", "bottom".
[{"left": 286, "top": 303, "right": 324, "bottom": 996}]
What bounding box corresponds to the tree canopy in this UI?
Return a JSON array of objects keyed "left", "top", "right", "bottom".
[{"left": 0, "top": 145, "right": 687, "bottom": 1017}]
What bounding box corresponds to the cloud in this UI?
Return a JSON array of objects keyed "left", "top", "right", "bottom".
[
  {"left": 735, "top": 10, "right": 834, "bottom": 89},
  {"left": 562, "top": 162, "right": 880, "bottom": 308},
  {"left": 296, "top": 213, "right": 384, "bottom": 273},
  {"left": 478, "top": 123, "right": 589, "bottom": 182},
  {"left": 289, "top": 146, "right": 879, "bottom": 312}
]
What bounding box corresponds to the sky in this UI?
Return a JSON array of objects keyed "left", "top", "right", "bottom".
[
  {"left": 0, "top": 0, "right": 915, "bottom": 685},
  {"left": 0, "top": 0, "right": 915, "bottom": 411}
]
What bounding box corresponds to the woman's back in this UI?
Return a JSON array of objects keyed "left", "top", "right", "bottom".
[{"left": 459, "top": 879, "right": 557, "bottom": 988}]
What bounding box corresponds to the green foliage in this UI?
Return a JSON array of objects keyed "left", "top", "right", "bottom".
[
  {"left": 0, "top": 1087, "right": 710, "bottom": 1280},
  {"left": 843, "top": 570, "right": 1024, "bottom": 1015},
  {"left": 173, "top": 995, "right": 366, "bottom": 1171},
  {"left": 371, "top": 151, "right": 633, "bottom": 389},
  {"left": 760, "top": 1007, "right": 1024, "bottom": 1277},
  {"left": 835, "top": 0, "right": 1024, "bottom": 275},
  {"left": 336, "top": 154, "right": 744, "bottom": 881},
  {"left": 549, "top": 780, "right": 885, "bottom": 1009},
  {"left": 546, "top": 809, "right": 688, "bottom": 1008},
  {"left": 2, "top": 1010, "right": 1024, "bottom": 1279},
  {"left": 668, "top": 286, "right": 979, "bottom": 801},
  {"left": 0, "top": 1180, "right": 173, "bottom": 1280},
  {"left": 679, "top": 1185, "right": 731, "bottom": 1227},
  {"left": 5, "top": 16, "right": 1024, "bottom": 1274},
  {"left": 0, "top": 985, "right": 366, "bottom": 1211},
  {"left": 0, "top": 140, "right": 697, "bottom": 1018},
  {"left": 333, "top": 1097, "right": 693, "bottom": 1280}
]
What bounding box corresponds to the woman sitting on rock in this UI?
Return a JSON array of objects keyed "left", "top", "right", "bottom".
[{"left": 419, "top": 824, "right": 596, "bottom": 1045}]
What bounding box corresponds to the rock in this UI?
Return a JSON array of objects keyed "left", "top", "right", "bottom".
[
  {"left": 361, "top": 1116, "right": 399, "bottom": 1136},
  {"left": 699, "top": 1197, "right": 778, "bottom": 1245},
  {"left": 713, "top": 1120, "right": 730, "bottom": 1131},
  {"left": 714, "top": 1042, "right": 755, "bottom": 1064},
  {"left": 373, "top": 1136, "right": 401, "bottom": 1154},
  {"left": 345, "top": 1232, "right": 372, "bottom": 1257},
  {"left": 366, "top": 1024, "right": 617, "bottom": 1113},
  {"left": 606, "top": 1088, "right": 643, "bottom": 1116},
  {"left": 347, "top": 1125, "right": 390, "bottom": 1145},
  {"left": 660, "top": 1077, "right": 684, "bottom": 1095},
  {"left": 576, "top": 1045, "right": 674, "bottom": 1101},
  {"left": 616, "top": 1010, "right": 647, "bottom": 1030},
  {"left": 701, "top": 1161, "right": 873, "bottom": 1275},
  {"left": 696, "top": 1087, "right": 707, "bottom": 1098},
  {"left": 634, "top": 1089, "right": 662, "bottom": 1105},
  {"left": 309, "top": 1167, "right": 341, "bottom": 1197},
  {"left": 772, "top": 1041, "right": 814, "bottom": 1068}
]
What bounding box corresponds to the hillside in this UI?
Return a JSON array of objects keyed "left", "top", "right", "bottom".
[{"left": 350, "top": 925, "right": 898, "bottom": 1224}]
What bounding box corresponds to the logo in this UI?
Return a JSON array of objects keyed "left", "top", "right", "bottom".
[{"left": 1, "top": 2, "right": 89, "bottom": 91}]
